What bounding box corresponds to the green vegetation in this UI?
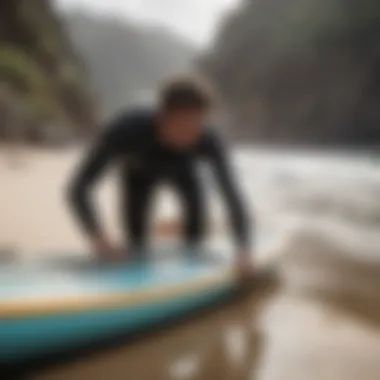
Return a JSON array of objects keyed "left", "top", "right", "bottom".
[
  {"left": 0, "top": 0, "right": 95, "bottom": 144},
  {"left": 0, "top": 45, "right": 45, "bottom": 91}
]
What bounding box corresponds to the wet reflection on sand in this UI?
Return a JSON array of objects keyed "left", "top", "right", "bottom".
[
  {"left": 36, "top": 234, "right": 380, "bottom": 380},
  {"left": 35, "top": 278, "right": 274, "bottom": 380}
]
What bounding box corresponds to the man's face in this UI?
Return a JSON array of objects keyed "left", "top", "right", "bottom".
[{"left": 160, "top": 108, "right": 207, "bottom": 149}]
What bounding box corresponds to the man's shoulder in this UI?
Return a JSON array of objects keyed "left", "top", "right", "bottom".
[
  {"left": 199, "top": 125, "right": 224, "bottom": 148},
  {"left": 196, "top": 125, "right": 231, "bottom": 160},
  {"left": 111, "top": 106, "right": 155, "bottom": 129},
  {"left": 104, "top": 106, "right": 156, "bottom": 139}
]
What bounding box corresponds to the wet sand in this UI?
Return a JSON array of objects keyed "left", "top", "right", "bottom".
[
  {"left": 33, "top": 286, "right": 271, "bottom": 380},
  {"left": 2, "top": 147, "right": 380, "bottom": 380}
]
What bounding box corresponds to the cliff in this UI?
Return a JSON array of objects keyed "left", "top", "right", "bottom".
[
  {"left": 0, "top": 0, "right": 95, "bottom": 144},
  {"left": 201, "top": 0, "right": 380, "bottom": 145}
]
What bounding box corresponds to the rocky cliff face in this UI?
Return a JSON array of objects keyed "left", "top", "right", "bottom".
[
  {"left": 201, "top": 0, "right": 380, "bottom": 145},
  {"left": 0, "top": 0, "right": 95, "bottom": 144}
]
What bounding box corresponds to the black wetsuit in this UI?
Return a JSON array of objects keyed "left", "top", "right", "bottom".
[{"left": 68, "top": 108, "right": 251, "bottom": 252}]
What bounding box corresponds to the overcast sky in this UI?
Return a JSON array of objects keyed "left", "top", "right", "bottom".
[{"left": 55, "top": 0, "right": 240, "bottom": 46}]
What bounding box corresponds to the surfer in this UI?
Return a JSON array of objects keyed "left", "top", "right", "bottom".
[{"left": 67, "top": 77, "right": 254, "bottom": 276}]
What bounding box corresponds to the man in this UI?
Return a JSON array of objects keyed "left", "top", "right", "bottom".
[{"left": 67, "top": 78, "right": 254, "bottom": 274}]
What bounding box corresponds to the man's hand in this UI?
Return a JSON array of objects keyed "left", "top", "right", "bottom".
[
  {"left": 91, "top": 235, "right": 125, "bottom": 263},
  {"left": 235, "top": 251, "right": 254, "bottom": 281}
]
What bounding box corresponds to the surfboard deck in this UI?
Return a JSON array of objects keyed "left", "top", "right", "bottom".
[{"left": 0, "top": 256, "right": 236, "bottom": 363}]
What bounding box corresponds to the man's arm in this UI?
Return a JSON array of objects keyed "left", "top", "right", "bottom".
[
  {"left": 204, "top": 131, "right": 253, "bottom": 254},
  {"left": 67, "top": 115, "right": 126, "bottom": 242}
]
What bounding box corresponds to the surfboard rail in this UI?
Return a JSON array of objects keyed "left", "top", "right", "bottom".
[{"left": 1, "top": 267, "right": 235, "bottom": 319}]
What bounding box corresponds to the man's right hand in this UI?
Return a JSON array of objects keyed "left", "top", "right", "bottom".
[
  {"left": 91, "top": 235, "right": 125, "bottom": 262},
  {"left": 235, "top": 251, "right": 255, "bottom": 282}
]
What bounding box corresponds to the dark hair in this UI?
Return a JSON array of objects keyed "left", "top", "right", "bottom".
[{"left": 159, "top": 76, "right": 214, "bottom": 112}]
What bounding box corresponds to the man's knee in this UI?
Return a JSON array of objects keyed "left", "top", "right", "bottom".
[{"left": 185, "top": 206, "right": 206, "bottom": 244}]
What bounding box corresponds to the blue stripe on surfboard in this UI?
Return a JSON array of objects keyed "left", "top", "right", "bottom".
[{"left": 0, "top": 285, "right": 233, "bottom": 362}]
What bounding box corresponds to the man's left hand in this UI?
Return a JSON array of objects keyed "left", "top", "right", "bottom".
[{"left": 235, "top": 251, "right": 254, "bottom": 281}]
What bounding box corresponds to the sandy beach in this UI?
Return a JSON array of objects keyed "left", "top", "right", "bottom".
[
  {"left": 0, "top": 146, "right": 199, "bottom": 256},
  {"left": 2, "top": 146, "right": 380, "bottom": 380}
]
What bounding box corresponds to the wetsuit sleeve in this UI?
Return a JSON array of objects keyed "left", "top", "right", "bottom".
[
  {"left": 67, "top": 114, "right": 128, "bottom": 237},
  {"left": 204, "top": 131, "right": 253, "bottom": 251}
]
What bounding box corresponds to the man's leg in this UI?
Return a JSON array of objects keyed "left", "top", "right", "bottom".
[
  {"left": 122, "top": 173, "right": 157, "bottom": 257},
  {"left": 171, "top": 167, "right": 206, "bottom": 251}
]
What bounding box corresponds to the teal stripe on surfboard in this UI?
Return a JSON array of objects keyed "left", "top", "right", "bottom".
[
  {"left": 1, "top": 286, "right": 233, "bottom": 362},
  {"left": 0, "top": 258, "right": 236, "bottom": 363}
]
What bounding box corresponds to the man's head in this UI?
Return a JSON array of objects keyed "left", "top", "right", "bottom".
[{"left": 158, "top": 76, "right": 214, "bottom": 149}]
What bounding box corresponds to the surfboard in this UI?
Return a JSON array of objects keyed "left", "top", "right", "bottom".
[{"left": 0, "top": 256, "right": 236, "bottom": 364}]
